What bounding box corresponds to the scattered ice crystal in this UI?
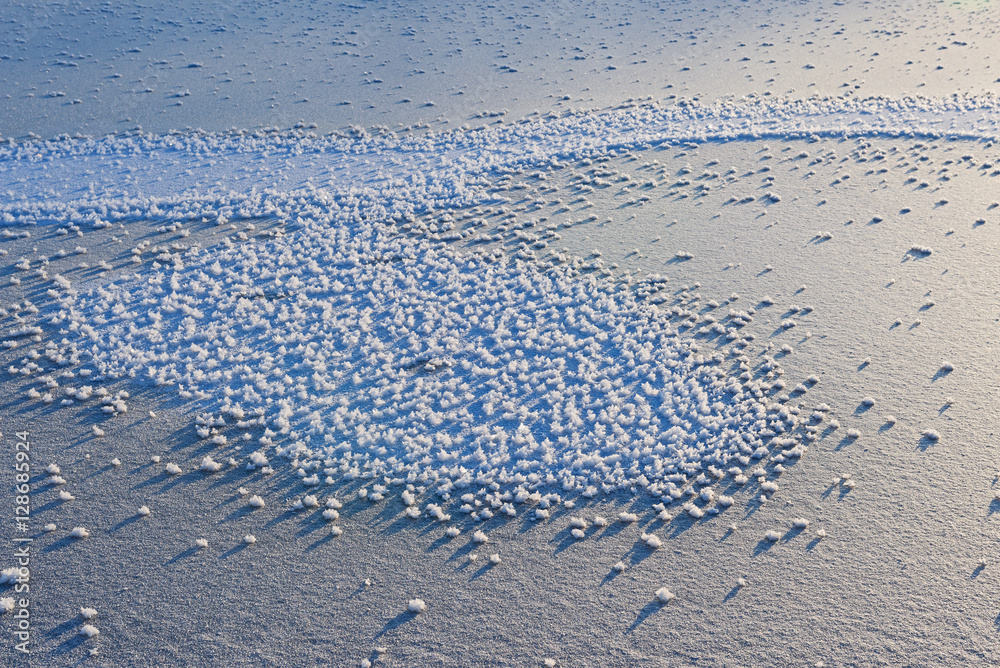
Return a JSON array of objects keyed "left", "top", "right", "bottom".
[
  {"left": 641, "top": 533, "right": 663, "bottom": 549},
  {"left": 200, "top": 456, "right": 222, "bottom": 473}
]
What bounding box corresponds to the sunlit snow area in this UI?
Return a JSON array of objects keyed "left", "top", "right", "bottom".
[{"left": 2, "top": 0, "right": 1000, "bottom": 665}]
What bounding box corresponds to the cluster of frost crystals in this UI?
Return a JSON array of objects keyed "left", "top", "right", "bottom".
[
  {"left": 5, "top": 94, "right": 865, "bottom": 498},
  {"left": 48, "top": 184, "right": 802, "bottom": 498}
]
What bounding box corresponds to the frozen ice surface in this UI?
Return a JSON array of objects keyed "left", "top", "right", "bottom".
[{"left": 4, "top": 0, "right": 1000, "bottom": 665}]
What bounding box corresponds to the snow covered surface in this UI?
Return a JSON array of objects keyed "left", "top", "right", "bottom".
[{"left": 3, "top": 0, "right": 1000, "bottom": 665}]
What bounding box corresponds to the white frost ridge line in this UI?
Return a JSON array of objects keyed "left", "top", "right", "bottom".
[{"left": 3, "top": 94, "right": 1000, "bottom": 214}]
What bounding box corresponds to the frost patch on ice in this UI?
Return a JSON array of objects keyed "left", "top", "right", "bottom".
[{"left": 0, "top": 99, "right": 855, "bottom": 503}]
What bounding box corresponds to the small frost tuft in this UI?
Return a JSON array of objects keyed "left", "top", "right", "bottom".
[
  {"left": 655, "top": 587, "right": 676, "bottom": 603},
  {"left": 200, "top": 456, "right": 222, "bottom": 473},
  {"left": 641, "top": 533, "right": 662, "bottom": 549}
]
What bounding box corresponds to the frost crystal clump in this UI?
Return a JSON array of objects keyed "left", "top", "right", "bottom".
[{"left": 8, "top": 111, "right": 818, "bottom": 502}]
